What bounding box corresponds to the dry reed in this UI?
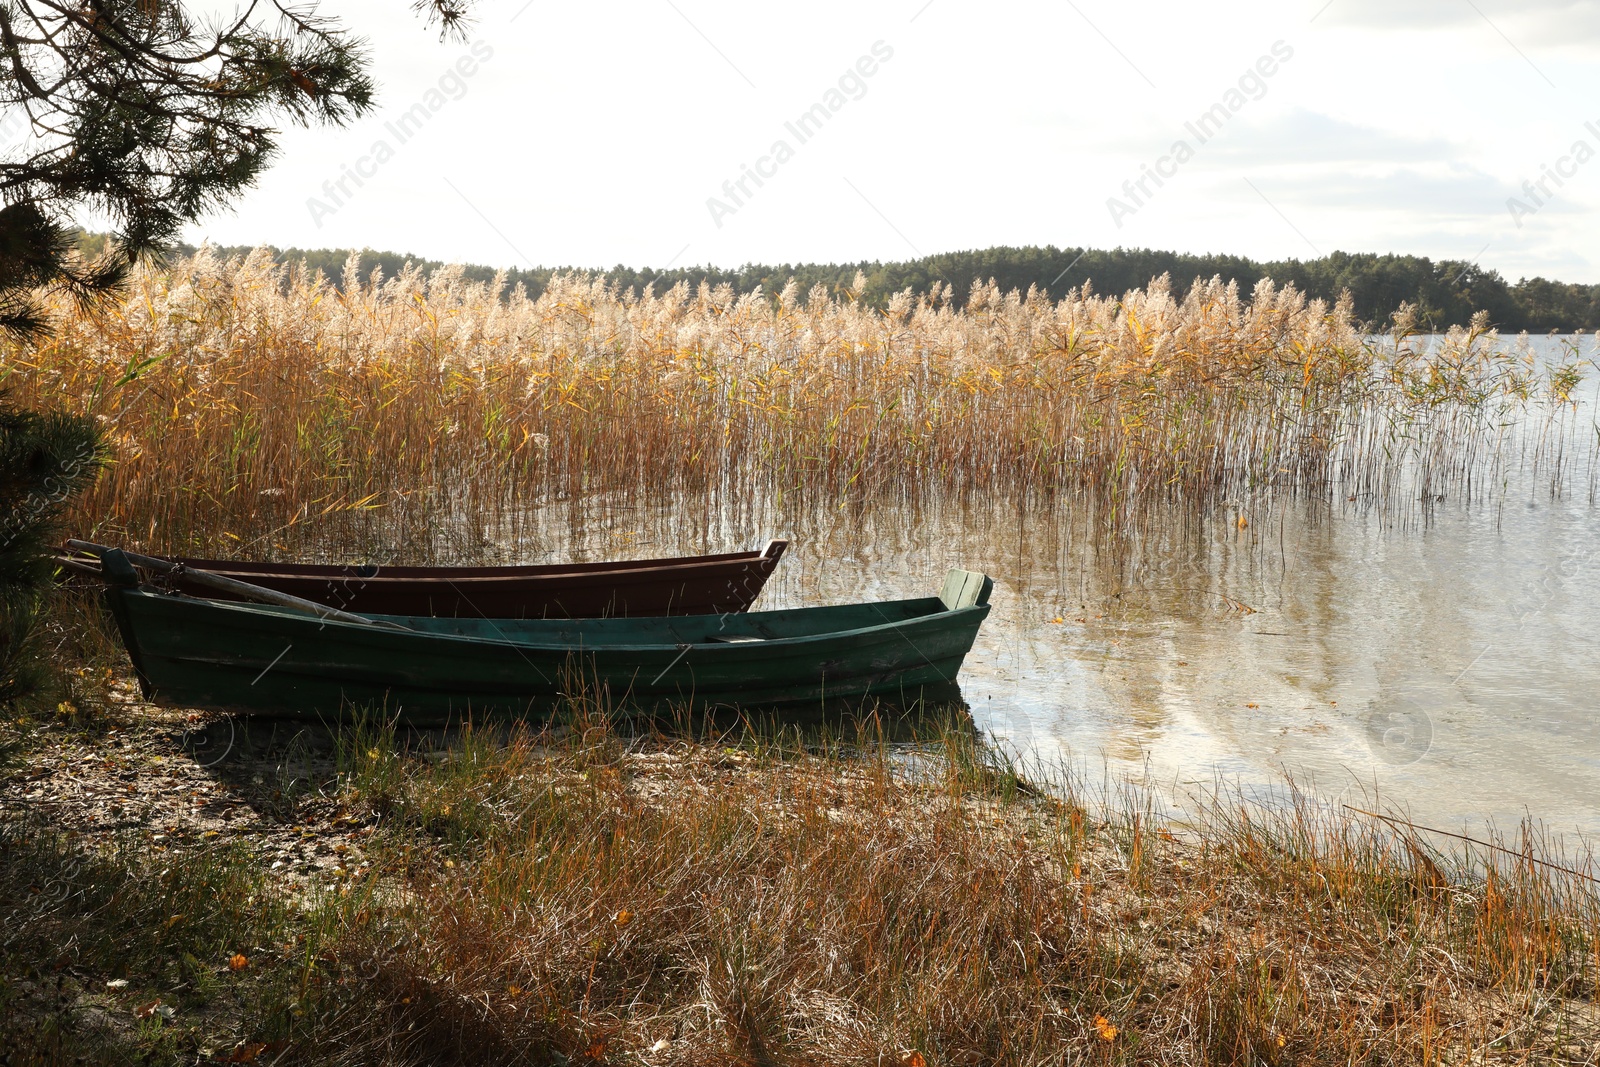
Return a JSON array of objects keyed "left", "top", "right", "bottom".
[{"left": 5, "top": 249, "right": 1576, "bottom": 559}]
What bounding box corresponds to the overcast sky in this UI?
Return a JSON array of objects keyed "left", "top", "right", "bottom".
[{"left": 175, "top": 0, "right": 1600, "bottom": 283}]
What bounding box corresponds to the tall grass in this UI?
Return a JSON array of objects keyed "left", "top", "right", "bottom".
[
  {"left": 294, "top": 719, "right": 1600, "bottom": 1064},
  {"left": 6, "top": 250, "right": 1578, "bottom": 559},
  {"left": 6, "top": 701, "right": 1599, "bottom": 1064}
]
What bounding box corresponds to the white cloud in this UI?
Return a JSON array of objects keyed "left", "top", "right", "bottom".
[
  {"left": 1315, "top": 0, "right": 1485, "bottom": 27},
  {"left": 1318, "top": 0, "right": 1600, "bottom": 43},
  {"left": 1207, "top": 111, "right": 1460, "bottom": 165},
  {"left": 1234, "top": 163, "right": 1585, "bottom": 218}
]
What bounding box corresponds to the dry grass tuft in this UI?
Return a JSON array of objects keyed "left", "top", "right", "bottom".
[{"left": 295, "top": 718, "right": 1600, "bottom": 1065}]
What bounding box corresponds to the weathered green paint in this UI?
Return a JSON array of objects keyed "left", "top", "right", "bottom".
[{"left": 105, "top": 570, "right": 993, "bottom": 725}]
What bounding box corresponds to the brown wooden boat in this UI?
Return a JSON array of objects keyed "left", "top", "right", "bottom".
[{"left": 60, "top": 539, "right": 788, "bottom": 618}]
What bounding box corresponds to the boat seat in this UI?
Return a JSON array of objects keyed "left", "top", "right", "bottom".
[{"left": 939, "top": 569, "right": 994, "bottom": 611}]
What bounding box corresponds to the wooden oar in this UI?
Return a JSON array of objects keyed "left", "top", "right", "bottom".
[{"left": 63, "top": 539, "right": 411, "bottom": 632}]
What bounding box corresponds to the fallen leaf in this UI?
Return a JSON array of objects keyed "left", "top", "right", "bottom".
[
  {"left": 229, "top": 953, "right": 249, "bottom": 971},
  {"left": 227, "top": 1042, "right": 268, "bottom": 1063},
  {"left": 901, "top": 1052, "right": 926, "bottom": 1067},
  {"left": 1093, "top": 1014, "right": 1117, "bottom": 1042},
  {"left": 614, "top": 909, "right": 633, "bottom": 927}
]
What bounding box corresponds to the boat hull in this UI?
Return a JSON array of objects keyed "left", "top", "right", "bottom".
[
  {"left": 105, "top": 582, "right": 990, "bottom": 725},
  {"left": 90, "top": 541, "right": 788, "bottom": 618}
]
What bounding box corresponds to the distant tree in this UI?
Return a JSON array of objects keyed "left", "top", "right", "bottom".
[
  {"left": 0, "top": 0, "right": 474, "bottom": 340},
  {"left": 95, "top": 235, "right": 1600, "bottom": 333}
]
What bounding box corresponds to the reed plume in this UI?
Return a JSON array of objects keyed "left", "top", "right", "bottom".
[{"left": 5, "top": 249, "right": 1573, "bottom": 557}]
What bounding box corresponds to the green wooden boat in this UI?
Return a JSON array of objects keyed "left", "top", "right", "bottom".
[{"left": 103, "top": 570, "right": 994, "bottom": 724}]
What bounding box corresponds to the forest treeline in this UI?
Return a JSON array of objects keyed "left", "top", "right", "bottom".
[{"left": 81, "top": 233, "right": 1600, "bottom": 332}]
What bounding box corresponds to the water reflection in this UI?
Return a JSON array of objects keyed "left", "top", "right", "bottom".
[{"left": 483, "top": 336, "right": 1600, "bottom": 837}]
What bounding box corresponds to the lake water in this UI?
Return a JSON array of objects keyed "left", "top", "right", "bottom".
[{"left": 516, "top": 335, "right": 1600, "bottom": 840}]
